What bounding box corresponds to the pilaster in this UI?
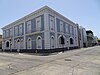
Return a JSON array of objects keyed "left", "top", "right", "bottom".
[
  {"left": 44, "top": 9, "right": 50, "bottom": 49},
  {"left": 23, "top": 22, "right": 26, "bottom": 49}
]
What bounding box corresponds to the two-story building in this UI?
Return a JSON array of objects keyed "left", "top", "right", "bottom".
[
  {"left": 2, "top": 6, "right": 79, "bottom": 52},
  {"left": 93, "top": 36, "right": 98, "bottom": 46}
]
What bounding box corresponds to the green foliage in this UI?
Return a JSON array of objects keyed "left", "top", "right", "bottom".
[{"left": 98, "top": 39, "right": 100, "bottom": 42}]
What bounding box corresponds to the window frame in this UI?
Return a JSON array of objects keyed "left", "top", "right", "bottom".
[
  {"left": 15, "top": 26, "right": 18, "bottom": 36},
  {"left": 6, "top": 30, "right": 9, "bottom": 37},
  {"left": 19, "top": 24, "right": 23, "bottom": 35},
  {"left": 10, "top": 28, "right": 13, "bottom": 37},
  {"left": 36, "top": 36, "right": 42, "bottom": 49},
  {"left": 36, "top": 17, "right": 41, "bottom": 31},
  {"left": 50, "top": 16, "right": 55, "bottom": 31},
  {"left": 60, "top": 21, "right": 64, "bottom": 32},
  {"left": 26, "top": 21, "right": 31, "bottom": 33},
  {"left": 65, "top": 23, "right": 69, "bottom": 33},
  {"left": 70, "top": 25, "right": 73, "bottom": 35},
  {"left": 27, "top": 38, "right": 32, "bottom": 49}
]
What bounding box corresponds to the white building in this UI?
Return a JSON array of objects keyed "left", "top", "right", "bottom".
[
  {"left": 79, "top": 26, "right": 87, "bottom": 48},
  {"left": 2, "top": 6, "right": 79, "bottom": 52},
  {"left": 93, "top": 36, "right": 98, "bottom": 45}
]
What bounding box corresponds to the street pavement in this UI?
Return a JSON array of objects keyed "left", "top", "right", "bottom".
[{"left": 0, "top": 46, "right": 100, "bottom": 75}]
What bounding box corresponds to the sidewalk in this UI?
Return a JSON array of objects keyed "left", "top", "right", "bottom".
[{"left": 0, "top": 46, "right": 97, "bottom": 61}]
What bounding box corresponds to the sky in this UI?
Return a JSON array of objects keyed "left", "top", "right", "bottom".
[{"left": 0, "top": 0, "right": 100, "bottom": 37}]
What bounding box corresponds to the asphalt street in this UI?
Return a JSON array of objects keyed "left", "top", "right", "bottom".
[{"left": 0, "top": 46, "right": 100, "bottom": 75}]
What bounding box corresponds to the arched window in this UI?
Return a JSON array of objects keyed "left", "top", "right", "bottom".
[
  {"left": 27, "top": 38, "right": 32, "bottom": 49},
  {"left": 51, "top": 36, "right": 55, "bottom": 49},
  {"left": 36, "top": 36, "right": 42, "bottom": 49},
  {"left": 70, "top": 38, "right": 73, "bottom": 44},
  {"left": 6, "top": 41, "right": 9, "bottom": 47},
  {"left": 59, "top": 36, "right": 65, "bottom": 44}
]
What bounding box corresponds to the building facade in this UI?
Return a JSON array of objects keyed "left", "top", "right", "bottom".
[
  {"left": 79, "top": 26, "right": 87, "bottom": 48},
  {"left": 2, "top": 6, "right": 79, "bottom": 52},
  {"left": 93, "top": 36, "right": 98, "bottom": 46}
]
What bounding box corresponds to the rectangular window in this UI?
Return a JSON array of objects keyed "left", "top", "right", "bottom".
[
  {"left": 70, "top": 25, "right": 73, "bottom": 35},
  {"left": 19, "top": 24, "right": 23, "bottom": 35},
  {"left": 3, "top": 30, "right": 5, "bottom": 38},
  {"left": 74, "top": 27, "right": 77, "bottom": 36},
  {"left": 36, "top": 17, "right": 41, "bottom": 31},
  {"left": 26, "top": 21, "right": 31, "bottom": 33},
  {"left": 50, "top": 16, "right": 54, "bottom": 31},
  {"left": 10, "top": 28, "right": 13, "bottom": 37},
  {"left": 60, "top": 21, "right": 63, "bottom": 32},
  {"left": 65, "top": 23, "right": 69, "bottom": 33},
  {"left": 15, "top": 26, "right": 18, "bottom": 36},
  {"left": 6, "top": 30, "right": 9, "bottom": 37}
]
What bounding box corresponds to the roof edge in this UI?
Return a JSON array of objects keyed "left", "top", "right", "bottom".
[
  {"left": 2, "top": 5, "right": 48, "bottom": 29},
  {"left": 2, "top": 5, "right": 76, "bottom": 29}
]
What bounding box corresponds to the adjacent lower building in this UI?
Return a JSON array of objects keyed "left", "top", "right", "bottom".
[
  {"left": 79, "top": 26, "right": 87, "bottom": 48},
  {"left": 2, "top": 6, "right": 79, "bottom": 52},
  {"left": 86, "top": 30, "right": 94, "bottom": 47},
  {"left": 93, "top": 36, "right": 98, "bottom": 46}
]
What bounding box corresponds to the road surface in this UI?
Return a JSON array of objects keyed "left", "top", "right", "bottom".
[{"left": 0, "top": 46, "right": 100, "bottom": 75}]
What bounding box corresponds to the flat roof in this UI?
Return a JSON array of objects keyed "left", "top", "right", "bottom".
[{"left": 2, "top": 5, "right": 76, "bottom": 29}]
